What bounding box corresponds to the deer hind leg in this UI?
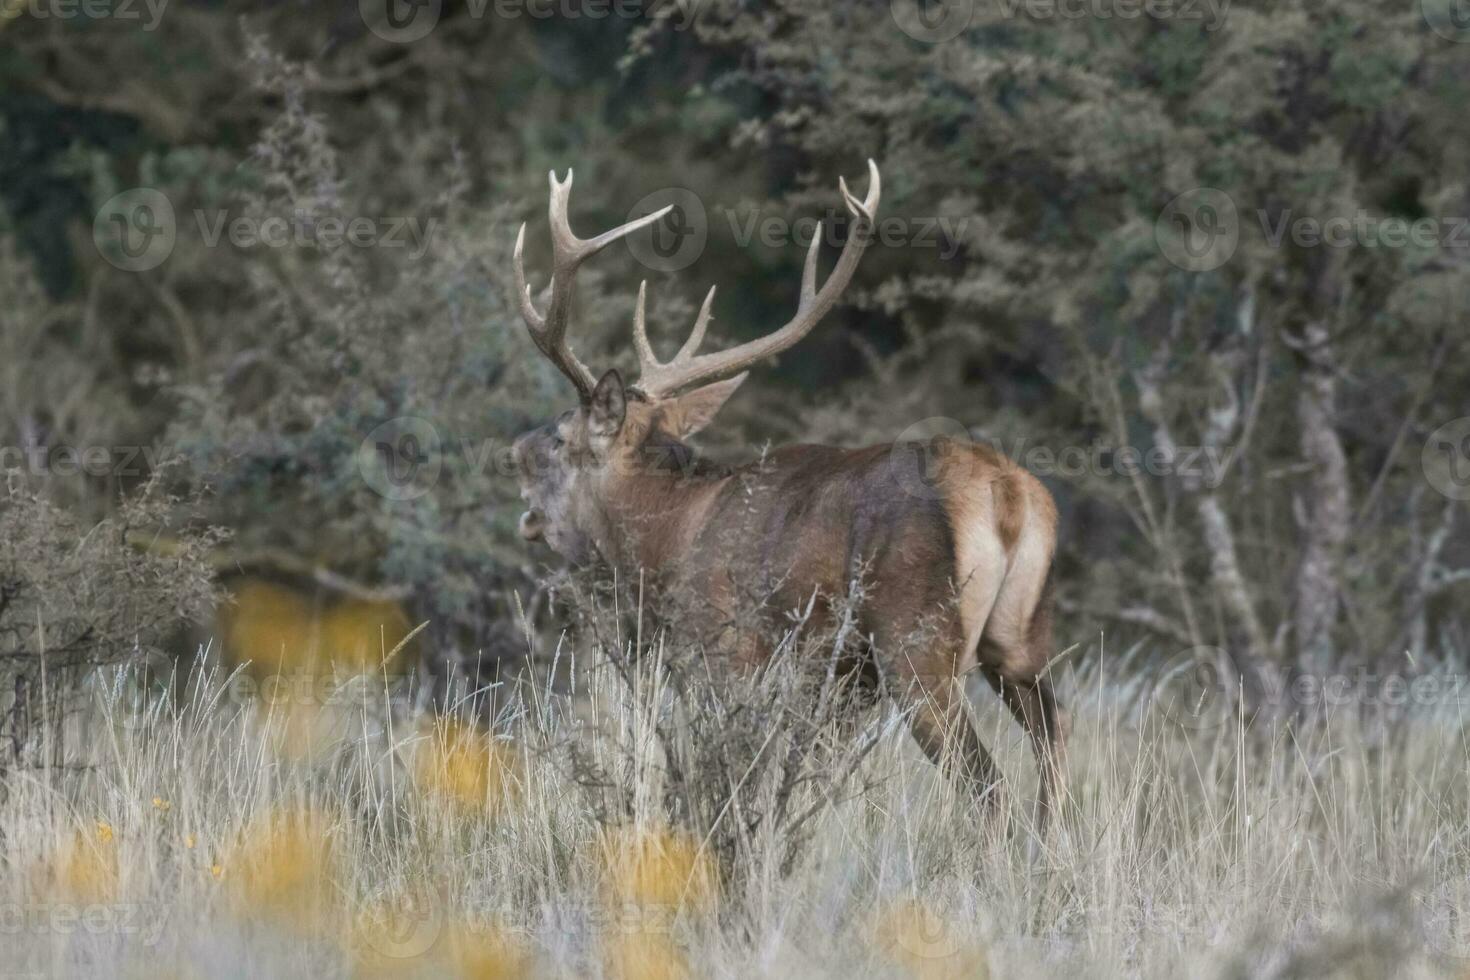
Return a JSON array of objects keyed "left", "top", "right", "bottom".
[
  {"left": 906, "top": 678, "right": 1007, "bottom": 815},
  {"left": 977, "top": 558, "right": 1068, "bottom": 831},
  {"left": 981, "top": 667, "right": 1067, "bottom": 831},
  {"left": 884, "top": 637, "right": 1007, "bottom": 817}
]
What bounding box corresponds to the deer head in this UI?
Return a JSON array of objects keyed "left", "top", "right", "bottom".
[{"left": 508, "top": 161, "right": 881, "bottom": 564}]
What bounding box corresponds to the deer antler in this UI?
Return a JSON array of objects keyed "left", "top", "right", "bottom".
[
  {"left": 630, "top": 159, "right": 880, "bottom": 399},
  {"left": 512, "top": 170, "right": 672, "bottom": 399}
]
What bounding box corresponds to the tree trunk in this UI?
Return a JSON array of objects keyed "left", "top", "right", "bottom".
[{"left": 1291, "top": 320, "right": 1350, "bottom": 667}]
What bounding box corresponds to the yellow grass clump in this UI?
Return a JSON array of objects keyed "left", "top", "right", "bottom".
[
  {"left": 219, "top": 579, "right": 316, "bottom": 677},
  {"left": 414, "top": 718, "right": 522, "bottom": 815},
  {"left": 599, "top": 826, "right": 719, "bottom": 914},
  {"left": 602, "top": 930, "right": 691, "bottom": 980},
  {"left": 45, "top": 820, "right": 121, "bottom": 903},
  {"left": 871, "top": 899, "right": 990, "bottom": 980},
  {"left": 321, "top": 596, "right": 414, "bottom": 673},
  {"left": 218, "top": 578, "right": 419, "bottom": 761},
  {"left": 347, "top": 892, "right": 442, "bottom": 977},
  {"left": 441, "top": 921, "right": 535, "bottom": 980},
  {"left": 259, "top": 695, "right": 331, "bottom": 761},
  {"left": 348, "top": 908, "right": 533, "bottom": 980},
  {"left": 220, "top": 578, "right": 414, "bottom": 678},
  {"left": 227, "top": 807, "right": 339, "bottom": 933}
]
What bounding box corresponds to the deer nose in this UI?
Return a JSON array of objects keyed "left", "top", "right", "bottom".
[{"left": 519, "top": 509, "right": 545, "bottom": 542}]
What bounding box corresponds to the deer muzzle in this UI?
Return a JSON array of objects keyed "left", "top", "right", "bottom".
[{"left": 518, "top": 509, "right": 545, "bottom": 542}]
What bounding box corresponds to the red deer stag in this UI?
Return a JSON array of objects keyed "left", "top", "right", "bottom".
[{"left": 508, "top": 161, "right": 1066, "bottom": 825}]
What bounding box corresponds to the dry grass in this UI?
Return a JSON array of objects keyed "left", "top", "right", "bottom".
[{"left": 3, "top": 637, "right": 1469, "bottom": 979}]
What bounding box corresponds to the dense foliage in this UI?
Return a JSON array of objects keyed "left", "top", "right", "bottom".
[{"left": 2, "top": 0, "right": 1466, "bottom": 694}]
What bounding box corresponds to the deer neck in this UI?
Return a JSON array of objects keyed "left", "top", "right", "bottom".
[{"left": 593, "top": 452, "right": 729, "bottom": 575}]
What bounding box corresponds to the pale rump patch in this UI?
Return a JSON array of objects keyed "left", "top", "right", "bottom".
[
  {"left": 946, "top": 477, "right": 1007, "bottom": 670},
  {"left": 941, "top": 446, "right": 1058, "bottom": 678},
  {"left": 982, "top": 513, "right": 1053, "bottom": 673}
]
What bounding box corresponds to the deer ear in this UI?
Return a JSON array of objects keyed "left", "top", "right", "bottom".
[
  {"left": 589, "top": 369, "right": 626, "bottom": 439},
  {"left": 663, "top": 373, "right": 747, "bottom": 438}
]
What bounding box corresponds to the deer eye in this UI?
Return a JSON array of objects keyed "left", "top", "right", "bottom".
[{"left": 550, "top": 433, "right": 566, "bottom": 450}]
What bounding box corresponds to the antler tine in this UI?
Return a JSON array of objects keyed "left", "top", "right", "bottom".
[
  {"left": 631, "top": 283, "right": 718, "bottom": 384},
  {"left": 838, "top": 159, "right": 881, "bottom": 224},
  {"left": 546, "top": 170, "right": 673, "bottom": 270},
  {"left": 546, "top": 170, "right": 579, "bottom": 258},
  {"left": 512, "top": 224, "right": 545, "bottom": 330},
  {"left": 511, "top": 169, "right": 672, "bottom": 399},
  {"left": 675, "top": 286, "right": 717, "bottom": 361},
  {"left": 633, "top": 159, "right": 881, "bottom": 400},
  {"left": 797, "top": 227, "right": 821, "bottom": 314},
  {"left": 632, "top": 281, "right": 656, "bottom": 368}
]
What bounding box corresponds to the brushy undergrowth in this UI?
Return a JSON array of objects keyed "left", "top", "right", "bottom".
[{"left": 2, "top": 632, "right": 1469, "bottom": 980}]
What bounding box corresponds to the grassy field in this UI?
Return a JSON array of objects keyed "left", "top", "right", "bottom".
[{"left": 4, "top": 636, "right": 1468, "bottom": 979}]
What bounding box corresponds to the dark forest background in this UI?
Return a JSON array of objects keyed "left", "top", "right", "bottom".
[{"left": 2, "top": 0, "right": 1468, "bottom": 724}]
